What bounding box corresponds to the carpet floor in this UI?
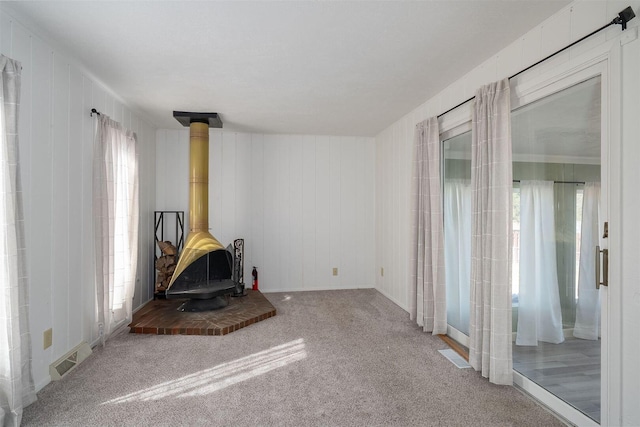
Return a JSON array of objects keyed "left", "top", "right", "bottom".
[{"left": 22, "top": 289, "right": 564, "bottom": 426}]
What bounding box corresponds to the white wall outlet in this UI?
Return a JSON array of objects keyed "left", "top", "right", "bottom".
[{"left": 98, "top": 323, "right": 104, "bottom": 337}]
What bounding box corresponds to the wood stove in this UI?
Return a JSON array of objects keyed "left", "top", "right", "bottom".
[{"left": 165, "top": 112, "right": 244, "bottom": 311}]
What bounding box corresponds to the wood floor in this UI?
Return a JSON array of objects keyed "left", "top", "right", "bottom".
[{"left": 512, "top": 337, "right": 601, "bottom": 422}]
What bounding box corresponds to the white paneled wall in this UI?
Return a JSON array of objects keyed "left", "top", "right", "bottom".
[
  {"left": 156, "top": 130, "right": 375, "bottom": 292},
  {"left": 374, "top": 118, "right": 413, "bottom": 310},
  {"left": 0, "top": 8, "right": 157, "bottom": 391}
]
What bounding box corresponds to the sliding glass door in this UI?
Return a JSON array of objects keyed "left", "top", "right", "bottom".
[
  {"left": 443, "top": 132, "right": 471, "bottom": 337},
  {"left": 510, "top": 76, "right": 602, "bottom": 423},
  {"left": 442, "top": 75, "right": 604, "bottom": 423}
]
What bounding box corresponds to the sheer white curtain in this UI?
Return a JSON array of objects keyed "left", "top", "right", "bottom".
[
  {"left": 469, "top": 78, "right": 513, "bottom": 385},
  {"left": 94, "top": 114, "right": 139, "bottom": 344},
  {"left": 410, "top": 117, "right": 446, "bottom": 334},
  {"left": 516, "top": 181, "right": 564, "bottom": 345},
  {"left": 574, "top": 183, "right": 601, "bottom": 340},
  {"left": 0, "top": 54, "right": 36, "bottom": 426},
  {"left": 444, "top": 180, "right": 471, "bottom": 335}
]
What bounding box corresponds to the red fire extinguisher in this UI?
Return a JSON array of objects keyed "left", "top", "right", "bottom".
[{"left": 252, "top": 267, "right": 259, "bottom": 291}]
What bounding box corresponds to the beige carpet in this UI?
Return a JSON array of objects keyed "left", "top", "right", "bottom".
[{"left": 23, "top": 289, "right": 563, "bottom": 426}]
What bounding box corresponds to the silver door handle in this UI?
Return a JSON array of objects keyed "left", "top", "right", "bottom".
[{"left": 596, "top": 245, "right": 608, "bottom": 289}]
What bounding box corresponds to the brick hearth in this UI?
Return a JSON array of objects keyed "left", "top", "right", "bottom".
[{"left": 129, "top": 290, "right": 276, "bottom": 335}]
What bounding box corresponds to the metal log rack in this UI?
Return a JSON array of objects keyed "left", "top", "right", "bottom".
[{"left": 153, "top": 211, "right": 185, "bottom": 299}]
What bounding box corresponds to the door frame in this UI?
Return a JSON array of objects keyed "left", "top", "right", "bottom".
[{"left": 511, "top": 39, "right": 625, "bottom": 426}]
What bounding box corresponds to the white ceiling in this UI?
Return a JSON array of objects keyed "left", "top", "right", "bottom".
[{"left": 4, "top": 1, "right": 571, "bottom": 136}]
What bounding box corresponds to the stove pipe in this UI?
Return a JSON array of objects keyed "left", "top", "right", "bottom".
[{"left": 166, "top": 112, "right": 238, "bottom": 308}]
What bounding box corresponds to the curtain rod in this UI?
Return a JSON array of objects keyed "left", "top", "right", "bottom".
[
  {"left": 513, "top": 180, "right": 585, "bottom": 185},
  {"left": 90, "top": 108, "right": 101, "bottom": 117},
  {"left": 437, "top": 6, "right": 636, "bottom": 119}
]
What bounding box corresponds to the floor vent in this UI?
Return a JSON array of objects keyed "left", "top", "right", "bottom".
[
  {"left": 49, "top": 342, "right": 92, "bottom": 380},
  {"left": 438, "top": 349, "right": 471, "bottom": 369}
]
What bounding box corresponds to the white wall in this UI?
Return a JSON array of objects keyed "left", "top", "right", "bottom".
[
  {"left": 156, "top": 130, "right": 375, "bottom": 293},
  {"left": 619, "top": 33, "right": 640, "bottom": 427},
  {"left": 0, "top": 7, "right": 157, "bottom": 391},
  {"left": 373, "top": 0, "right": 640, "bottom": 423}
]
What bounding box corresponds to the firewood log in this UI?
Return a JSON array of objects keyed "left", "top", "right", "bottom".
[{"left": 158, "top": 240, "right": 177, "bottom": 255}]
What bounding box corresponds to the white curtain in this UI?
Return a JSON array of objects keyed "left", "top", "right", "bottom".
[
  {"left": 93, "top": 114, "right": 139, "bottom": 344},
  {"left": 574, "top": 183, "right": 601, "bottom": 340},
  {"left": 444, "top": 180, "right": 471, "bottom": 335},
  {"left": 0, "top": 55, "right": 36, "bottom": 426},
  {"left": 516, "top": 181, "right": 564, "bottom": 345},
  {"left": 410, "top": 116, "right": 447, "bottom": 334},
  {"left": 468, "top": 78, "right": 513, "bottom": 385}
]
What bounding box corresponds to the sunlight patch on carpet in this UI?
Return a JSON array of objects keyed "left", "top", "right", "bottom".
[
  {"left": 103, "top": 339, "right": 307, "bottom": 404},
  {"left": 438, "top": 349, "right": 471, "bottom": 369}
]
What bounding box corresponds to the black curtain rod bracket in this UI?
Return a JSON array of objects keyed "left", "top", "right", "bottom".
[
  {"left": 90, "top": 108, "right": 101, "bottom": 117},
  {"left": 613, "top": 6, "right": 636, "bottom": 31},
  {"left": 437, "top": 6, "right": 635, "bottom": 119}
]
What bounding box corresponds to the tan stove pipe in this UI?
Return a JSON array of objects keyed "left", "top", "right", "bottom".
[
  {"left": 189, "top": 121, "right": 209, "bottom": 232},
  {"left": 167, "top": 118, "right": 225, "bottom": 289}
]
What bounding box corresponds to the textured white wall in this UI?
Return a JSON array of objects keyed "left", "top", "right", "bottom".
[
  {"left": 0, "top": 7, "right": 157, "bottom": 391},
  {"left": 374, "top": 0, "right": 640, "bottom": 423},
  {"left": 156, "top": 130, "right": 376, "bottom": 293}
]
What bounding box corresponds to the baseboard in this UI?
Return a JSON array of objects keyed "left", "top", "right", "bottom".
[
  {"left": 133, "top": 298, "right": 152, "bottom": 314},
  {"left": 90, "top": 318, "right": 130, "bottom": 348},
  {"left": 35, "top": 377, "right": 51, "bottom": 393},
  {"left": 373, "top": 287, "right": 408, "bottom": 312},
  {"left": 90, "top": 336, "right": 102, "bottom": 348}
]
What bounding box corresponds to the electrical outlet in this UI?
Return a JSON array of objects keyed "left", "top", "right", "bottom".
[
  {"left": 98, "top": 323, "right": 104, "bottom": 337},
  {"left": 332, "top": 267, "right": 338, "bottom": 276},
  {"left": 43, "top": 328, "right": 52, "bottom": 350},
  {"left": 381, "top": 267, "right": 384, "bottom": 277}
]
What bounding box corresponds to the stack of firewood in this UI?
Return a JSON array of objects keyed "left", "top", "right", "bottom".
[{"left": 155, "top": 240, "right": 177, "bottom": 293}]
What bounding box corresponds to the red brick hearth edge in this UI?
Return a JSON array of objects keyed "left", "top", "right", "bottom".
[{"left": 128, "top": 290, "right": 276, "bottom": 336}]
